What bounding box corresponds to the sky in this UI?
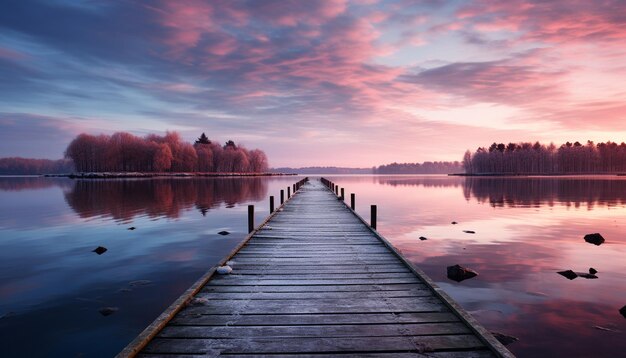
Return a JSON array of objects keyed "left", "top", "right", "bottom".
[{"left": 1, "top": 0, "right": 626, "bottom": 167}]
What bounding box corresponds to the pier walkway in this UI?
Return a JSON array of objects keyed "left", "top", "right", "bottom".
[{"left": 119, "top": 178, "right": 513, "bottom": 357}]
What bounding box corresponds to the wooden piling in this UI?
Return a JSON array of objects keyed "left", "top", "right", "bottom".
[
  {"left": 247, "top": 205, "right": 254, "bottom": 233},
  {"left": 280, "top": 190, "right": 284, "bottom": 204},
  {"left": 371, "top": 204, "right": 377, "bottom": 230},
  {"left": 269, "top": 196, "right": 274, "bottom": 213},
  {"left": 350, "top": 193, "right": 355, "bottom": 210}
]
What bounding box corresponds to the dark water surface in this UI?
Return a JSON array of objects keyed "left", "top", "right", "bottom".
[
  {"left": 1, "top": 175, "right": 625, "bottom": 357},
  {"left": 0, "top": 176, "right": 299, "bottom": 357}
]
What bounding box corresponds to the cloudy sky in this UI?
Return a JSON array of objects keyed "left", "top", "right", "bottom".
[{"left": 1, "top": 0, "right": 625, "bottom": 167}]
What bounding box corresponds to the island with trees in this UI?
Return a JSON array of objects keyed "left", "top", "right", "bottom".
[
  {"left": 0, "top": 131, "right": 275, "bottom": 176},
  {"left": 462, "top": 140, "right": 626, "bottom": 175}
]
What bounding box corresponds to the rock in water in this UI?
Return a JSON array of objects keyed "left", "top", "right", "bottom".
[
  {"left": 577, "top": 273, "right": 597, "bottom": 279},
  {"left": 619, "top": 305, "right": 626, "bottom": 318},
  {"left": 584, "top": 233, "right": 605, "bottom": 246},
  {"left": 218, "top": 231, "right": 230, "bottom": 235},
  {"left": 557, "top": 270, "right": 578, "bottom": 280},
  {"left": 491, "top": 332, "right": 519, "bottom": 346},
  {"left": 447, "top": 264, "right": 478, "bottom": 282},
  {"left": 451, "top": 221, "right": 458, "bottom": 225},
  {"left": 127, "top": 227, "right": 136, "bottom": 230},
  {"left": 92, "top": 246, "right": 107, "bottom": 255},
  {"left": 129, "top": 280, "right": 152, "bottom": 287},
  {"left": 98, "top": 307, "right": 118, "bottom": 316},
  {"left": 463, "top": 230, "right": 476, "bottom": 234},
  {"left": 217, "top": 265, "right": 233, "bottom": 274},
  {"left": 589, "top": 267, "right": 598, "bottom": 275},
  {"left": 419, "top": 236, "right": 428, "bottom": 241}
]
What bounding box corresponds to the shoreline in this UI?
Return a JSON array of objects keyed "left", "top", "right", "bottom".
[{"left": 43, "top": 172, "right": 297, "bottom": 179}]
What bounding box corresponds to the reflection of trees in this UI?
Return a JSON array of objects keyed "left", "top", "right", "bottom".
[
  {"left": 0, "top": 177, "right": 74, "bottom": 191},
  {"left": 375, "top": 177, "right": 464, "bottom": 188},
  {"left": 64, "top": 178, "right": 267, "bottom": 220},
  {"left": 464, "top": 177, "right": 626, "bottom": 208}
]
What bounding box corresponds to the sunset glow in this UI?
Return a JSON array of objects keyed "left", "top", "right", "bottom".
[{"left": 1, "top": 1, "right": 626, "bottom": 166}]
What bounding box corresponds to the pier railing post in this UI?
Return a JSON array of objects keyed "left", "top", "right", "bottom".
[
  {"left": 370, "top": 205, "right": 377, "bottom": 230},
  {"left": 269, "top": 196, "right": 274, "bottom": 213},
  {"left": 335, "top": 186, "right": 338, "bottom": 196},
  {"left": 340, "top": 188, "right": 345, "bottom": 201},
  {"left": 351, "top": 193, "right": 355, "bottom": 210},
  {"left": 280, "top": 190, "right": 284, "bottom": 204},
  {"left": 293, "top": 184, "right": 296, "bottom": 193},
  {"left": 287, "top": 187, "right": 291, "bottom": 199},
  {"left": 248, "top": 205, "right": 254, "bottom": 233}
]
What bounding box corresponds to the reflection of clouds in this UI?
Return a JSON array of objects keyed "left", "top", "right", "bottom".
[{"left": 64, "top": 178, "right": 268, "bottom": 220}]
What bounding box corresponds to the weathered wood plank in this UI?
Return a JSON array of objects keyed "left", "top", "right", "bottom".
[
  {"left": 159, "top": 322, "right": 472, "bottom": 339},
  {"left": 206, "top": 277, "right": 421, "bottom": 285},
  {"left": 170, "top": 312, "right": 460, "bottom": 326},
  {"left": 201, "top": 283, "right": 427, "bottom": 293},
  {"left": 195, "top": 289, "right": 433, "bottom": 300},
  {"left": 139, "top": 352, "right": 497, "bottom": 358},
  {"left": 179, "top": 297, "right": 448, "bottom": 315},
  {"left": 142, "top": 335, "right": 486, "bottom": 354}
]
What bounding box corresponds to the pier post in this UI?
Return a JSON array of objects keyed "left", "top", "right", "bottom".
[
  {"left": 351, "top": 193, "right": 355, "bottom": 210},
  {"left": 293, "top": 184, "right": 296, "bottom": 193},
  {"left": 340, "top": 188, "right": 345, "bottom": 201},
  {"left": 335, "top": 186, "right": 338, "bottom": 196},
  {"left": 287, "top": 187, "right": 291, "bottom": 199},
  {"left": 280, "top": 190, "right": 284, "bottom": 204},
  {"left": 371, "top": 205, "right": 377, "bottom": 230},
  {"left": 269, "top": 196, "right": 274, "bottom": 213},
  {"left": 248, "top": 205, "right": 254, "bottom": 233}
]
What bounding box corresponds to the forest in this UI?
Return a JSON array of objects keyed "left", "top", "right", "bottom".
[
  {"left": 64, "top": 131, "right": 269, "bottom": 173},
  {"left": 463, "top": 141, "right": 626, "bottom": 174},
  {"left": 374, "top": 161, "right": 462, "bottom": 174}
]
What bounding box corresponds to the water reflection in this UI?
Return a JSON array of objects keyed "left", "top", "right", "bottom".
[
  {"left": 464, "top": 176, "right": 626, "bottom": 208},
  {"left": 0, "top": 176, "right": 73, "bottom": 191},
  {"left": 64, "top": 178, "right": 268, "bottom": 220},
  {"left": 326, "top": 175, "right": 626, "bottom": 358}
]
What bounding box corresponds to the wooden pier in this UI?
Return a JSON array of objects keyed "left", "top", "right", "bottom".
[{"left": 119, "top": 178, "right": 514, "bottom": 357}]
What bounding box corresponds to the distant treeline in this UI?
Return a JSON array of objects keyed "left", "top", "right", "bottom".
[
  {"left": 0, "top": 157, "right": 74, "bottom": 175},
  {"left": 65, "top": 131, "right": 268, "bottom": 173},
  {"left": 463, "top": 141, "right": 626, "bottom": 174},
  {"left": 271, "top": 167, "right": 373, "bottom": 174},
  {"left": 374, "top": 161, "right": 462, "bottom": 174}
]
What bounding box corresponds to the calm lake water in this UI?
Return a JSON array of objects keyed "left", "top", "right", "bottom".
[{"left": 0, "top": 175, "right": 625, "bottom": 357}]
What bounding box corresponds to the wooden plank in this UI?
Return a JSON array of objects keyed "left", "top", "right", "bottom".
[
  {"left": 158, "top": 322, "right": 472, "bottom": 339},
  {"left": 138, "top": 352, "right": 497, "bottom": 358},
  {"left": 201, "top": 283, "right": 427, "bottom": 293},
  {"left": 179, "top": 297, "right": 448, "bottom": 315},
  {"left": 170, "top": 312, "right": 460, "bottom": 326},
  {"left": 195, "top": 289, "right": 433, "bottom": 300},
  {"left": 206, "top": 277, "right": 421, "bottom": 285},
  {"left": 142, "top": 335, "right": 486, "bottom": 354}
]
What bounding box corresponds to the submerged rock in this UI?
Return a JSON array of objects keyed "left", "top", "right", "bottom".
[
  {"left": 557, "top": 270, "right": 578, "bottom": 280},
  {"left": 589, "top": 267, "right": 598, "bottom": 275},
  {"left": 577, "top": 273, "right": 598, "bottom": 279},
  {"left": 92, "top": 246, "right": 107, "bottom": 255},
  {"left": 557, "top": 270, "right": 598, "bottom": 280},
  {"left": 447, "top": 264, "right": 478, "bottom": 282},
  {"left": 584, "top": 233, "right": 605, "bottom": 246},
  {"left": 98, "top": 307, "right": 118, "bottom": 316},
  {"left": 419, "top": 236, "right": 428, "bottom": 241},
  {"left": 463, "top": 230, "right": 476, "bottom": 234},
  {"left": 217, "top": 265, "right": 233, "bottom": 274},
  {"left": 620, "top": 305, "right": 626, "bottom": 318},
  {"left": 218, "top": 231, "right": 230, "bottom": 236},
  {"left": 127, "top": 227, "right": 136, "bottom": 230},
  {"left": 491, "top": 332, "right": 519, "bottom": 346}
]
